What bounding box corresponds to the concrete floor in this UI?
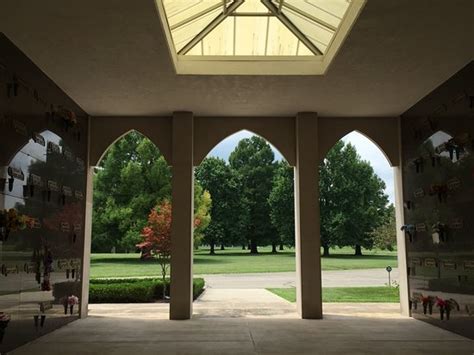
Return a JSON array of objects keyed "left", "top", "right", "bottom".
[
  {"left": 12, "top": 289, "right": 474, "bottom": 354},
  {"left": 198, "top": 268, "right": 400, "bottom": 289}
]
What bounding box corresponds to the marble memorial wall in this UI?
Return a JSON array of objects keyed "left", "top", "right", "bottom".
[
  {"left": 401, "top": 61, "right": 474, "bottom": 339},
  {"left": 0, "top": 34, "right": 88, "bottom": 353}
]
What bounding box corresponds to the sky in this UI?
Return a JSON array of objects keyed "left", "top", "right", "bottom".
[{"left": 207, "top": 130, "right": 395, "bottom": 204}]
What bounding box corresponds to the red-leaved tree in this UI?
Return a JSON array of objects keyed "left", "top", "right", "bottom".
[
  {"left": 137, "top": 200, "right": 203, "bottom": 300},
  {"left": 137, "top": 200, "right": 172, "bottom": 299}
]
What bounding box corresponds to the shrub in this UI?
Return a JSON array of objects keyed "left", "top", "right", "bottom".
[{"left": 89, "top": 278, "right": 205, "bottom": 303}]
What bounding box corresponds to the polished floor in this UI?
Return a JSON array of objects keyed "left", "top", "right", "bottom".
[{"left": 12, "top": 289, "right": 474, "bottom": 354}]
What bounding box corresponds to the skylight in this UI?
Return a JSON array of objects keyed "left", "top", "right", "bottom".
[{"left": 156, "top": 0, "right": 365, "bottom": 75}]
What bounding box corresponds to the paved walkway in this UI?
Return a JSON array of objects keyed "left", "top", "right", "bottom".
[
  {"left": 13, "top": 289, "right": 474, "bottom": 354},
  {"left": 197, "top": 268, "right": 399, "bottom": 289}
]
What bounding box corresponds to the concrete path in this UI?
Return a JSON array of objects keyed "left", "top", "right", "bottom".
[
  {"left": 13, "top": 291, "right": 474, "bottom": 355},
  {"left": 197, "top": 267, "right": 399, "bottom": 289}
]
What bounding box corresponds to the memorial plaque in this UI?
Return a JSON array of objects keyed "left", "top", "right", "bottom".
[
  {"left": 414, "top": 188, "right": 425, "bottom": 198},
  {"left": 12, "top": 119, "right": 28, "bottom": 136},
  {"left": 424, "top": 258, "right": 437, "bottom": 267},
  {"left": 32, "top": 132, "right": 45, "bottom": 146},
  {"left": 443, "top": 261, "right": 457, "bottom": 270}
]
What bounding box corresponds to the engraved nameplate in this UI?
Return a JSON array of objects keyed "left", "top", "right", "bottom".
[
  {"left": 29, "top": 174, "right": 43, "bottom": 187},
  {"left": 443, "top": 261, "right": 457, "bottom": 270},
  {"left": 47, "top": 141, "right": 61, "bottom": 154},
  {"left": 73, "top": 223, "right": 82, "bottom": 232},
  {"left": 62, "top": 186, "right": 73, "bottom": 197},
  {"left": 8, "top": 167, "right": 24, "bottom": 180},
  {"left": 12, "top": 119, "right": 28, "bottom": 136},
  {"left": 465, "top": 261, "right": 474, "bottom": 270},
  {"left": 449, "top": 218, "right": 463, "bottom": 229},
  {"left": 47, "top": 180, "right": 60, "bottom": 192},
  {"left": 414, "top": 188, "right": 425, "bottom": 198},
  {"left": 415, "top": 223, "right": 427, "bottom": 232},
  {"left": 447, "top": 177, "right": 461, "bottom": 191},
  {"left": 411, "top": 257, "right": 422, "bottom": 266},
  {"left": 424, "top": 258, "right": 437, "bottom": 267},
  {"left": 60, "top": 221, "right": 70, "bottom": 232},
  {"left": 32, "top": 132, "right": 45, "bottom": 146}
]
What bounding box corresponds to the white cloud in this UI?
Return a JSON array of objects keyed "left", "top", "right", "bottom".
[
  {"left": 207, "top": 130, "right": 394, "bottom": 204},
  {"left": 342, "top": 132, "right": 394, "bottom": 204}
]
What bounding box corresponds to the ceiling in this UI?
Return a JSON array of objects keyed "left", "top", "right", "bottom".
[{"left": 0, "top": 0, "right": 472, "bottom": 117}]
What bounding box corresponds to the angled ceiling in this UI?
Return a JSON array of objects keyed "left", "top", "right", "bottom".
[{"left": 0, "top": 0, "right": 472, "bottom": 117}]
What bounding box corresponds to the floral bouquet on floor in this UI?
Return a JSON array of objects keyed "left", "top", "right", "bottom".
[{"left": 0, "top": 312, "right": 11, "bottom": 343}]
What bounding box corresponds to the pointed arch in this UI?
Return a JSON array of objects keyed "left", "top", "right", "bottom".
[
  {"left": 194, "top": 116, "right": 296, "bottom": 166},
  {"left": 89, "top": 116, "right": 172, "bottom": 166},
  {"left": 318, "top": 117, "right": 400, "bottom": 167}
]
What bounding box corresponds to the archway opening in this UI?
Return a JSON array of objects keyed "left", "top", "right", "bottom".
[
  {"left": 319, "top": 131, "right": 400, "bottom": 315},
  {"left": 193, "top": 130, "right": 297, "bottom": 317},
  {"left": 87, "top": 130, "right": 207, "bottom": 317}
]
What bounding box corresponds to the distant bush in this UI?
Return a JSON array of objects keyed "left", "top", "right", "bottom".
[{"left": 89, "top": 278, "right": 205, "bottom": 303}]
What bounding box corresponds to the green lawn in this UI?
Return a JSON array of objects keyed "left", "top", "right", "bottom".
[
  {"left": 90, "top": 246, "right": 397, "bottom": 279},
  {"left": 268, "top": 287, "right": 400, "bottom": 303}
]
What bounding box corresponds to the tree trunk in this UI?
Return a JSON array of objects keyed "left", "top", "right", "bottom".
[
  {"left": 279, "top": 243, "right": 284, "bottom": 251},
  {"left": 220, "top": 244, "right": 225, "bottom": 250},
  {"left": 250, "top": 240, "right": 258, "bottom": 254},
  {"left": 322, "top": 245, "right": 330, "bottom": 257},
  {"left": 242, "top": 245, "right": 246, "bottom": 250},
  {"left": 210, "top": 242, "right": 215, "bottom": 255},
  {"left": 272, "top": 243, "right": 277, "bottom": 253},
  {"left": 248, "top": 242, "right": 251, "bottom": 250},
  {"left": 355, "top": 245, "right": 363, "bottom": 256}
]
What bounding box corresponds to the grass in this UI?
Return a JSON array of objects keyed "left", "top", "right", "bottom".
[
  {"left": 268, "top": 287, "right": 400, "bottom": 303},
  {"left": 90, "top": 246, "right": 397, "bottom": 279}
]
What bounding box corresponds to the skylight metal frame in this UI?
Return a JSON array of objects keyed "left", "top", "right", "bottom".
[{"left": 156, "top": 0, "right": 366, "bottom": 75}]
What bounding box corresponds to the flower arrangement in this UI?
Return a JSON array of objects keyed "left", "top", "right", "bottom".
[
  {"left": 421, "top": 295, "right": 434, "bottom": 315},
  {"left": 62, "top": 295, "right": 79, "bottom": 315},
  {"left": 0, "top": 209, "right": 29, "bottom": 241},
  {"left": 57, "top": 106, "right": 77, "bottom": 130},
  {"left": 435, "top": 297, "right": 447, "bottom": 320}
]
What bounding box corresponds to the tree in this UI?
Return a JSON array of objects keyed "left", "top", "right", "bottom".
[
  {"left": 138, "top": 200, "right": 171, "bottom": 299},
  {"left": 320, "top": 141, "right": 389, "bottom": 256},
  {"left": 92, "top": 131, "right": 171, "bottom": 252},
  {"left": 229, "top": 136, "right": 276, "bottom": 254},
  {"left": 193, "top": 183, "right": 212, "bottom": 249},
  {"left": 371, "top": 204, "right": 396, "bottom": 251},
  {"left": 195, "top": 157, "right": 241, "bottom": 254},
  {"left": 268, "top": 161, "right": 295, "bottom": 251},
  {"left": 92, "top": 131, "right": 211, "bottom": 252}
]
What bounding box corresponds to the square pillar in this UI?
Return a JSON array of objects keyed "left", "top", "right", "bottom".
[
  {"left": 80, "top": 166, "right": 93, "bottom": 318},
  {"left": 394, "top": 118, "right": 410, "bottom": 317},
  {"left": 80, "top": 118, "right": 93, "bottom": 318},
  {"left": 170, "top": 111, "right": 194, "bottom": 320},
  {"left": 294, "top": 112, "right": 322, "bottom": 319}
]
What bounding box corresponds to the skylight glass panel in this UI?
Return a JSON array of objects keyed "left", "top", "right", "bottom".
[{"left": 157, "top": 0, "right": 365, "bottom": 74}]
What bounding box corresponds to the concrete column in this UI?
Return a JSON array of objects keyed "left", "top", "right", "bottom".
[
  {"left": 170, "top": 111, "right": 194, "bottom": 320},
  {"left": 80, "top": 118, "right": 93, "bottom": 318},
  {"left": 394, "top": 118, "right": 410, "bottom": 317},
  {"left": 294, "top": 112, "right": 322, "bottom": 319}
]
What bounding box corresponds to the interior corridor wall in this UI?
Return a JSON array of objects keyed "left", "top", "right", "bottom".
[
  {"left": 0, "top": 34, "right": 88, "bottom": 353},
  {"left": 401, "top": 61, "right": 474, "bottom": 339}
]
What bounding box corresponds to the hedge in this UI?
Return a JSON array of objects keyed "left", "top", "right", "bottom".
[{"left": 89, "top": 278, "right": 205, "bottom": 303}]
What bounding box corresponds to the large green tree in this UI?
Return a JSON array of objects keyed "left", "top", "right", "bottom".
[
  {"left": 320, "top": 141, "right": 389, "bottom": 256},
  {"left": 92, "top": 131, "right": 211, "bottom": 252},
  {"left": 229, "top": 136, "right": 276, "bottom": 254},
  {"left": 268, "top": 161, "right": 295, "bottom": 250},
  {"left": 195, "top": 157, "right": 241, "bottom": 254},
  {"left": 92, "top": 132, "right": 171, "bottom": 252}
]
